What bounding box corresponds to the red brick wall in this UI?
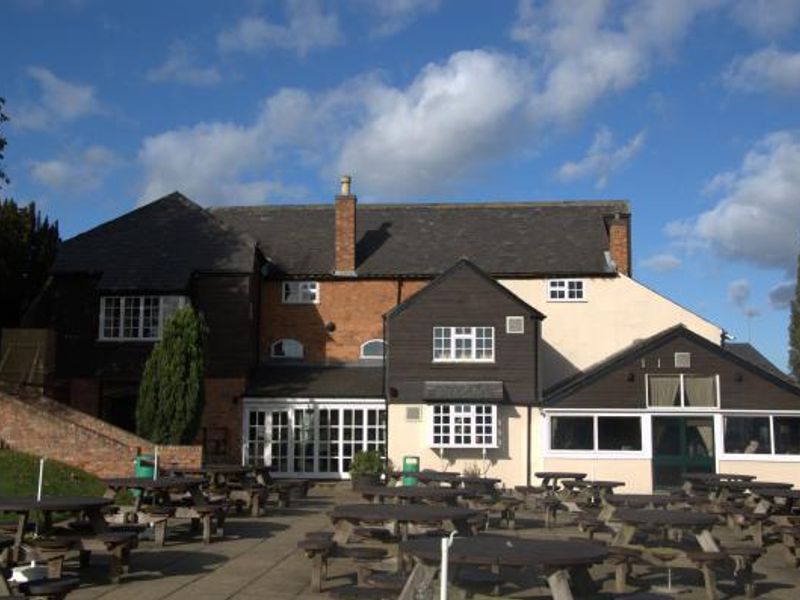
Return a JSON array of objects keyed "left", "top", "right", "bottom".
[
  {"left": 0, "top": 390, "right": 202, "bottom": 478},
  {"left": 609, "top": 215, "right": 631, "bottom": 276},
  {"left": 261, "top": 279, "right": 428, "bottom": 363},
  {"left": 335, "top": 195, "right": 356, "bottom": 273},
  {"left": 199, "top": 377, "right": 248, "bottom": 463}
]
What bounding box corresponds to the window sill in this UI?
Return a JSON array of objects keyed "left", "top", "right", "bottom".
[
  {"left": 431, "top": 445, "right": 499, "bottom": 450},
  {"left": 98, "top": 338, "right": 160, "bottom": 343},
  {"left": 544, "top": 450, "right": 651, "bottom": 460},
  {"left": 719, "top": 453, "right": 800, "bottom": 462},
  {"left": 432, "top": 359, "right": 496, "bottom": 365},
  {"left": 546, "top": 299, "right": 588, "bottom": 303}
]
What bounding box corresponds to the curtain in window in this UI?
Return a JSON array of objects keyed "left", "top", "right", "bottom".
[
  {"left": 649, "top": 376, "right": 680, "bottom": 407},
  {"left": 685, "top": 376, "right": 715, "bottom": 407}
]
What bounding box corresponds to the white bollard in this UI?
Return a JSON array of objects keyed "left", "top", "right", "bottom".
[
  {"left": 36, "top": 458, "right": 45, "bottom": 501},
  {"left": 153, "top": 447, "right": 159, "bottom": 480},
  {"left": 440, "top": 531, "right": 457, "bottom": 599}
]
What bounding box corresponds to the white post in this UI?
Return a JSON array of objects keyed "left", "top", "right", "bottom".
[
  {"left": 153, "top": 446, "right": 159, "bottom": 480},
  {"left": 36, "top": 457, "right": 45, "bottom": 501},
  {"left": 440, "top": 530, "right": 456, "bottom": 599}
]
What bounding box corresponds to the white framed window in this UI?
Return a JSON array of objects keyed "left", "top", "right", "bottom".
[
  {"left": 99, "top": 295, "right": 188, "bottom": 341},
  {"left": 432, "top": 326, "right": 494, "bottom": 363},
  {"left": 506, "top": 316, "right": 525, "bottom": 334},
  {"left": 548, "top": 279, "right": 585, "bottom": 302},
  {"left": 722, "top": 415, "right": 800, "bottom": 457},
  {"left": 544, "top": 412, "right": 649, "bottom": 458},
  {"left": 431, "top": 404, "right": 497, "bottom": 448},
  {"left": 360, "top": 339, "right": 386, "bottom": 360},
  {"left": 645, "top": 374, "right": 720, "bottom": 409},
  {"left": 271, "top": 339, "right": 304, "bottom": 359},
  {"left": 282, "top": 281, "right": 319, "bottom": 304}
]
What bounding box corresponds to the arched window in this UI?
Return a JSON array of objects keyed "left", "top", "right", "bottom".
[
  {"left": 360, "top": 339, "right": 386, "bottom": 360},
  {"left": 271, "top": 339, "right": 304, "bottom": 359}
]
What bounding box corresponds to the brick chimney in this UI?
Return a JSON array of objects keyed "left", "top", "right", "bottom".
[
  {"left": 335, "top": 175, "right": 357, "bottom": 276},
  {"left": 608, "top": 213, "right": 631, "bottom": 276}
]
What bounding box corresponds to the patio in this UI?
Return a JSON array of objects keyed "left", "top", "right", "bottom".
[{"left": 54, "top": 483, "right": 800, "bottom": 600}]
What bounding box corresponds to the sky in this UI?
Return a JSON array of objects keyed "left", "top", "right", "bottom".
[{"left": 1, "top": 0, "right": 799, "bottom": 371}]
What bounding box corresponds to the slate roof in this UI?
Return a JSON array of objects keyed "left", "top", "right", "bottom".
[
  {"left": 545, "top": 324, "right": 798, "bottom": 402},
  {"left": 212, "top": 200, "right": 628, "bottom": 277},
  {"left": 727, "top": 343, "right": 796, "bottom": 384},
  {"left": 246, "top": 364, "right": 384, "bottom": 398},
  {"left": 53, "top": 193, "right": 256, "bottom": 290}
]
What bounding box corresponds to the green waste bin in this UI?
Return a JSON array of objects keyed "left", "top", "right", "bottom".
[
  {"left": 402, "top": 456, "right": 419, "bottom": 486},
  {"left": 134, "top": 454, "right": 155, "bottom": 479}
]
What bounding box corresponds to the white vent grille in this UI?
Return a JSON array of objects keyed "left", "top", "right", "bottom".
[
  {"left": 405, "top": 406, "right": 422, "bottom": 422},
  {"left": 674, "top": 352, "right": 691, "bottom": 369},
  {"left": 506, "top": 316, "right": 525, "bottom": 334}
]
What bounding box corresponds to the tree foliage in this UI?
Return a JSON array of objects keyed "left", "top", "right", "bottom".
[
  {"left": 790, "top": 250, "right": 800, "bottom": 381},
  {"left": 136, "top": 306, "right": 207, "bottom": 444},
  {"left": 0, "top": 97, "right": 9, "bottom": 190},
  {"left": 0, "top": 199, "right": 59, "bottom": 328}
]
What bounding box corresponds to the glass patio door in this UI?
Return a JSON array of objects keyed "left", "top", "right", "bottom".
[
  {"left": 243, "top": 403, "right": 385, "bottom": 477},
  {"left": 652, "top": 416, "right": 715, "bottom": 489}
]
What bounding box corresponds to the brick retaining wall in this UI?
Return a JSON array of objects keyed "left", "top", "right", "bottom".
[{"left": 0, "top": 390, "right": 202, "bottom": 478}]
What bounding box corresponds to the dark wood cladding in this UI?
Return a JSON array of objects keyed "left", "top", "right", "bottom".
[
  {"left": 386, "top": 263, "right": 540, "bottom": 405},
  {"left": 50, "top": 274, "right": 99, "bottom": 378},
  {"left": 193, "top": 273, "right": 257, "bottom": 377},
  {"left": 550, "top": 335, "right": 800, "bottom": 410}
]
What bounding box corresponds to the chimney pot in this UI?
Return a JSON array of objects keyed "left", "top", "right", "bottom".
[{"left": 340, "top": 175, "right": 352, "bottom": 196}]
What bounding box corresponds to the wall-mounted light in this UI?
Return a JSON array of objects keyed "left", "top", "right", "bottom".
[
  {"left": 325, "top": 321, "right": 336, "bottom": 332},
  {"left": 389, "top": 387, "right": 398, "bottom": 398},
  {"left": 232, "top": 395, "right": 240, "bottom": 405},
  {"left": 626, "top": 373, "right": 635, "bottom": 382}
]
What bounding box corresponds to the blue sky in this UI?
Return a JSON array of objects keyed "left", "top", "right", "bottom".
[{"left": 2, "top": 0, "right": 799, "bottom": 370}]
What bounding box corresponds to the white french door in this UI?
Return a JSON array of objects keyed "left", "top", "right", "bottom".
[{"left": 243, "top": 400, "right": 386, "bottom": 478}]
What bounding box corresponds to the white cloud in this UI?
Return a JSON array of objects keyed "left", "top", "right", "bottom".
[
  {"left": 667, "top": 130, "right": 800, "bottom": 273},
  {"left": 218, "top": 0, "right": 342, "bottom": 56},
  {"left": 640, "top": 253, "right": 681, "bottom": 273},
  {"left": 729, "top": 0, "right": 800, "bottom": 39},
  {"left": 724, "top": 46, "right": 800, "bottom": 96},
  {"left": 337, "top": 50, "right": 530, "bottom": 195},
  {"left": 141, "top": 1, "right": 726, "bottom": 199},
  {"left": 30, "top": 145, "right": 119, "bottom": 191},
  {"left": 146, "top": 42, "right": 221, "bottom": 86},
  {"left": 769, "top": 280, "right": 796, "bottom": 309},
  {"left": 353, "top": 0, "right": 442, "bottom": 37},
  {"left": 13, "top": 67, "right": 100, "bottom": 130},
  {"left": 556, "top": 126, "right": 645, "bottom": 188},
  {"left": 728, "top": 278, "right": 752, "bottom": 306},
  {"left": 514, "top": 0, "right": 718, "bottom": 125}
]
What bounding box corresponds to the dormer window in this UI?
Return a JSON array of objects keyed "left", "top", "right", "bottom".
[
  {"left": 271, "top": 339, "right": 304, "bottom": 359},
  {"left": 360, "top": 339, "right": 386, "bottom": 360},
  {"left": 432, "top": 326, "right": 494, "bottom": 363},
  {"left": 548, "top": 279, "right": 585, "bottom": 302},
  {"left": 282, "top": 281, "right": 319, "bottom": 304}
]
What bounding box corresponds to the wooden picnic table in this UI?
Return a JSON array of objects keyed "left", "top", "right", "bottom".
[
  {"left": 359, "top": 485, "right": 476, "bottom": 505},
  {"left": 603, "top": 493, "right": 675, "bottom": 508},
  {"left": 561, "top": 479, "right": 625, "bottom": 503},
  {"left": 102, "top": 476, "right": 224, "bottom": 544},
  {"left": 535, "top": 471, "right": 587, "bottom": 492},
  {"left": 686, "top": 472, "right": 756, "bottom": 483},
  {"left": 608, "top": 508, "right": 762, "bottom": 599},
  {"left": 399, "top": 534, "right": 608, "bottom": 600},
  {"left": 168, "top": 465, "right": 274, "bottom": 515},
  {"left": 0, "top": 495, "right": 130, "bottom": 581}
]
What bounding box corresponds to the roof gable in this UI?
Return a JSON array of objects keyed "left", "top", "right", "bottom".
[
  {"left": 54, "top": 192, "right": 257, "bottom": 290},
  {"left": 545, "top": 325, "right": 800, "bottom": 408},
  {"left": 385, "top": 258, "right": 546, "bottom": 322}
]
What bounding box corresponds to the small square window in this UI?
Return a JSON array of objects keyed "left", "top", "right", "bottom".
[
  {"left": 506, "top": 316, "right": 525, "bottom": 334},
  {"left": 283, "top": 281, "right": 319, "bottom": 304},
  {"left": 548, "top": 279, "right": 585, "bottom": 302},
  {"left": 674, "top": 352, "right": 691, "bottom": 368}
]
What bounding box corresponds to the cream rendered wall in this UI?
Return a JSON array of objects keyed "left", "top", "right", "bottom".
[
  {"left": 540, "top": 457, "right": 654, "bottom": 493},
  {"left": 718, "top": 460, "right": 800, "bottom": 488},
  {"left": 500, "top": 275, "right": 722, "bottom": 389},
  {"left": 387, "top": 404, "right": 531, "bottom": 487}
]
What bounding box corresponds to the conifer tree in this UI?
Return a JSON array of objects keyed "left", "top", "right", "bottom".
[
  {"left": 137, "top": 306, "right": 207, "bottom": 444},
  {"left": 790, "top": 250, "right": 800, "bottom": 381}
]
